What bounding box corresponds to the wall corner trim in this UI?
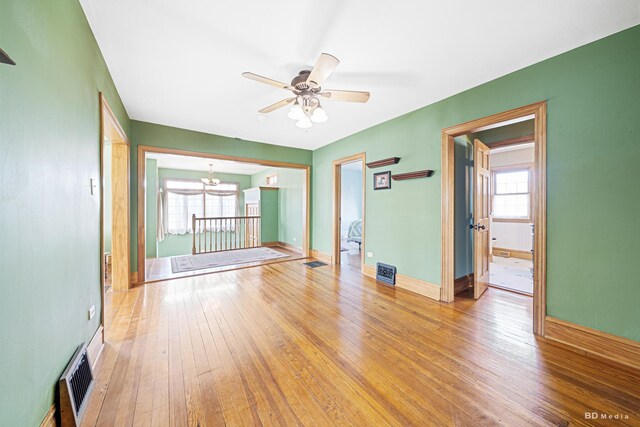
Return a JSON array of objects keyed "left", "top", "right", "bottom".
[
  {"left": 362, "top": 264, "right": 441, "bottom": 301},
  {"left": 310, "top": 249, "right": 333, "bottom": 265},
  {"left": 544, "top": 316, "right": 640, "bottom": 371},
  {"left": 87, "top": 325, "right": 105, "bottom": 370}
]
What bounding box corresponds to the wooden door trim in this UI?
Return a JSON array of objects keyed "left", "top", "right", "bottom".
[
  {"left": 137, "top": 145, "right": 311, "bottom": 283},
  {"left": 473, "top": 139, "right": 491, "bottom": 299},
  {"left": 99, "top": 93, "right": 130, "bottom": 323},
  {"left": 441, "top": 101, "right": 547, "bottom": 335},
  {"left": 332, "top": 153, "right": 366, "bottom": 273}
]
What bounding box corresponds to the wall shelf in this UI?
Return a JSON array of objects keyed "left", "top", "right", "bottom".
[
  {"left": 391, "top": 170, "right": 434, "bottom": 181},
  {"left": 366, "top": 157, "right": 400, "bottom": 168}
]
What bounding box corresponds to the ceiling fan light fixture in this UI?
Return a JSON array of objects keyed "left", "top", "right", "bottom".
[
  {"left": 310, "top": 105, "right": 328, "bottom": 123},
  {"left": 288, "top": 103, "right": 305, "bottom": 120},
  {"left": 296, "top": 115, "right": 313, "bottom": 129}
]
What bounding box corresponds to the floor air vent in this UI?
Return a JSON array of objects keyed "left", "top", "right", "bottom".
[
  {"left": 57, "top": 343, "right": 95, "bottom": 426},
  {"left": 376, "top": 262, "right": 397, "bottom": 285},
  {"left": 304, "top": 261, "right": 327, "bottom": 268}
]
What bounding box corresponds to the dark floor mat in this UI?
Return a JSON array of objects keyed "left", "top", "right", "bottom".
[{"left": 304, "top": 261, "right": 328, "bottom": 268}]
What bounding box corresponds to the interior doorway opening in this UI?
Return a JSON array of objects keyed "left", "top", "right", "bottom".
[
  {"left": 100, "top": 94, "right": 130, "bottom": 295},
  {"left": 441, "top": 102, "right": 546, "bottom": 335},
  {"left": 137, "top": 146, "right": 311, "bottom": 283},
  {"left": 332, "top": 153, "right": 365, "bottom": 270},
  {"left": 339, "top": 160, "right": 363, "bottom": 268},
  {"left": 453, "top": 120, "right": 536, "bottom": 297}
]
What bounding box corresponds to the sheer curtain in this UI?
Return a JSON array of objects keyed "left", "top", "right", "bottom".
[
  {"left": 157, "top": 188, "right": 165, "bottom": 241},
  {"left": 162, "top": 186, "right": 239, "bottom": 235}
]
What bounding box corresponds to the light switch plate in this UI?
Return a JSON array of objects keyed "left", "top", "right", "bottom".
[
  {"left": 88, "top": 305, "right": 96, "bottom": 320},
  {"left": 367, "top": 252, "right": 374, "bottom": 258}
]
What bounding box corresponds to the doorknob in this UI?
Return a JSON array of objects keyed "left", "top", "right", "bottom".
[
  {"left": 469, "top": 223, "right": 486, "bottom": 230},
  {"left": 478, "top": 224, "right": 486, "bottom": 230}
]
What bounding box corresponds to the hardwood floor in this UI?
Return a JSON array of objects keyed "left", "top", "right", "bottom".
[
  {"left": 144, "top": 246, "right": 304, "bottom": 283},
  {"left": 83, "top": 260, "right": 640, "bottom": 426}
]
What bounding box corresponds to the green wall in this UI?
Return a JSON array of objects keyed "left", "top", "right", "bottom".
[
  {"left": 130, "top": 121, "right": 312, "bottom": 268},
  {"left": 312, "top": 25, "right": 640, "bottom": 341},
  {"left": 251, "top": 168, "right": 305, "bottom": 249},
  {"left": 152, "top": 168, "right": 253, "bottom": 257},
  {"left": 475, "top": 119, "right": 535, "bottom": 145},
  {"left": 0, "top": 0, "right": 130, "bottom": 425},
  {"left": 454, "top": 135, "right": 474, "bottom": 278}
]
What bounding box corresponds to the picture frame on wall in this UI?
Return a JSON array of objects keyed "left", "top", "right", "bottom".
[{"left": 373, "top": 171, "right": 391, "bottom": 190}]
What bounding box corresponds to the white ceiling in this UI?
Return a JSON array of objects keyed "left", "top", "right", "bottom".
[
  {"left": 490, "top": 142, "right": 535, "bottom": 154},
  {"left": 148, "top": 153, "right": 271, "bottom": 175},
  {"left": 80, "top": 0, "right": 640, "bottom": 150}
]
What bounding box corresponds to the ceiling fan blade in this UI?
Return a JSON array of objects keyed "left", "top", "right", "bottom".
[
  {"left": 242, "top": 72, "right": 295, "bottom": 91},
  {"left": 306, "top": 53, "right": 340, "bottom": 88},
  {"left": 259, "top": 97, "right": 296, "bottom": 114},
  {"left": 319, "top": 90, "right": 370, "bottom": 103}
]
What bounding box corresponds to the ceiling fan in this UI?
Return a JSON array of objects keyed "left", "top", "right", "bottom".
[{"left": 242, "top": 53, "right": 370, "bottom": 129}]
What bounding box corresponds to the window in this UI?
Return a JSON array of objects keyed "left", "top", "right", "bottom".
[
  {"left": 492, "top": 168, "right": 531, "bottom": 220},
  {"left": 266, "top": 174, "right": 278, "bottom": 186},
  {"left": 164, "top": 179, "right": 238, "bottom": 234}
]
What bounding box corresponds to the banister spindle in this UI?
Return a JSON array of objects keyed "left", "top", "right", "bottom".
[{"left": 192, "top": 214, "right": 196, "bottom": 254}]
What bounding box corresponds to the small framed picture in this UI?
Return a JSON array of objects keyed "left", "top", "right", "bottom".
[{"left": 373, "top": 171, "right": 391, "bottom": 190}]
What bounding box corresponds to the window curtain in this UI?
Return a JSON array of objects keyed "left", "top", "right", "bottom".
[
  {"left": 157, "top": 188, "right": 165, "bottom": 242},
  {"left": 162, "top": 188, "right": 239, "bottom": 235}
]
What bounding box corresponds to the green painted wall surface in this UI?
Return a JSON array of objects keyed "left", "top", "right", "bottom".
[
  {"left": 129, "top": 121, "right": 312, "bottom": 268},
  {"left": 251, "top": 168, "right": 305, "bottom": 249},
  {"left": 454, "top": 136, "right": 474, "bottom": 278},
  {"left": 475, "top": 119, "right": 535, "bottom": 145},
  {"left": 155, "top": 168, "right": 252, "bottom": 257},
  {"left": 312, "top": 25, "right": 640, "bottom": 341},
  {"left": 145, "top": 159, "right": 158, "bottom": 257},
  {"left": 259, "top": 189, "right": 280, "bottom": 244},
  {"left": 0, "top": 0, "right": 130, "bottom": 425}
]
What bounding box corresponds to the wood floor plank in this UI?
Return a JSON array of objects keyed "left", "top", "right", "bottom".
[{"left": 85, "top": 260, "right": 640, "bottom": 427}]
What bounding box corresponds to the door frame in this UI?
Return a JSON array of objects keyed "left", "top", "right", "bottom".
[
  {"left": 137, "top": 145, "right": 311, "bottom": 283},
  {"left": 99, "top": 93, "right": 130, "bottom": 304},
  {"left": 332, "top": 153, "right": 366, "bottom": 272},
  {"left": 440, "top": 101, "right": 547, "bottom": 335}
]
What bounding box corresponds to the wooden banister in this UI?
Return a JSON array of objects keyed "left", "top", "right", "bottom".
[{"left": 191, "top": 215, "right": 261, "bottom": 255}]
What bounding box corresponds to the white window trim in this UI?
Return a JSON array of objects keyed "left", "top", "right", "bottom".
[{"left": 491, "top": 164, "right": 533, "bottom": 222}]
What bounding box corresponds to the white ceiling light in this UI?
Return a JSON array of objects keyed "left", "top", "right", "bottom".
[
  {"left": 310, "top": 105, "right": 328, "bottom": 123},
  {"left": 296, "top": 115, "right": 313, "bottom": 129},
  {"left": 287, "top": 103, "right": 305, "bottom": 120},
  {"left": 201, "top": 164, "right": 221, "bottom": 186}
]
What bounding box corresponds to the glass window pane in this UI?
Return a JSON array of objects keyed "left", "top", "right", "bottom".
[
  {"left": 495, "top": 170, "right": 528, "bottom": 195},
  {"left": 493, "top": 194, "right": 529, "bottom": 218},
  {"left": 165, "top": 180, "right": 203, "bottom": 190}
]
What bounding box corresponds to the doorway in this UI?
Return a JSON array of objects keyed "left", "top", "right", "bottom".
[
  {"left": 100, "top": 94, "right": 130, "bottom": 294},
  {"left": 136, "top": 146, "right": 311, "bottom": 283},
  {"left": 453, "top": 123, "right": 536, "bottom": 297},
  {"left": 441, "top": 102, "right": 547, "bottom": 335},
  {"left": 332, "top": 153, "right": 365, "bottom": 270},
  {"left": 140, "top": 151, "right": 309, "bottom": 282}
]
